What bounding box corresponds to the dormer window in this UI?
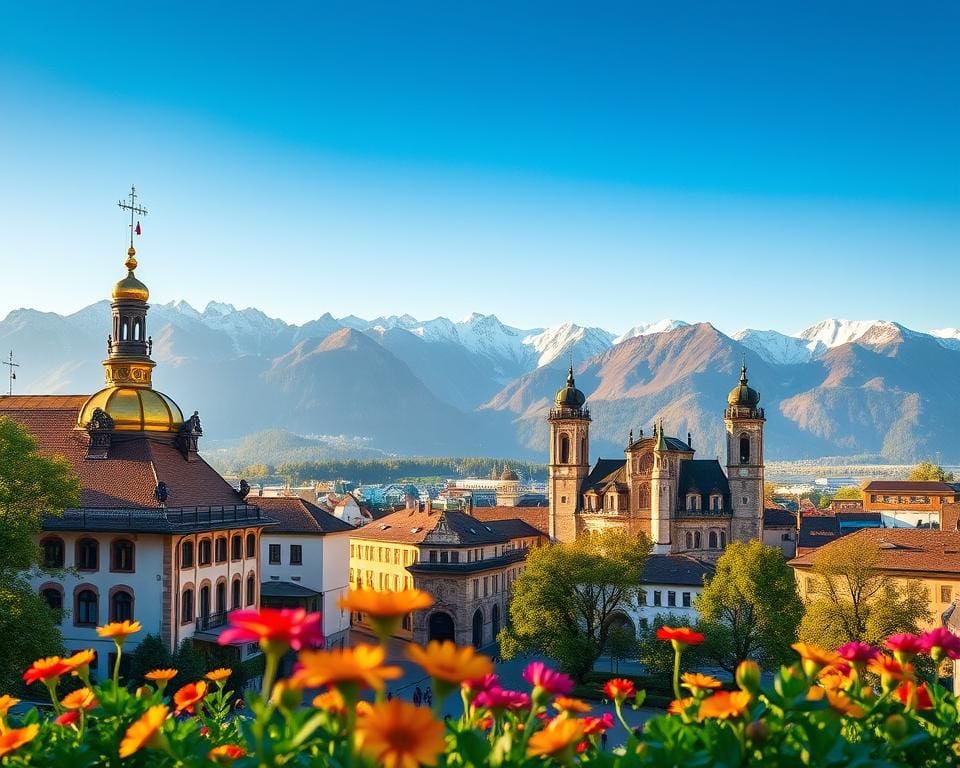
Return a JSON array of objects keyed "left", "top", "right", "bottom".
[
  {"left": 710, "top": 494, "right": 722, "bottom": 511},
  {"left": 686, "top": 493, "right": 700, "bottom": 511}
]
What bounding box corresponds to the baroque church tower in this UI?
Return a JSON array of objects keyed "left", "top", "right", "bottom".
[
  {"left": 724, "top": 365, "right": 765, "bottom": 542},
  {"left": 547, "top": 367, "right": 590, "bottom": 543}
]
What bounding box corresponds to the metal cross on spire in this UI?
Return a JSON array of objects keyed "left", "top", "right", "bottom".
[
  {"left": 117, "top": 185, "right": 148, "bottom": 250},
  {"left": 3, "top": 350, "right": 19, "bottom": 397}
]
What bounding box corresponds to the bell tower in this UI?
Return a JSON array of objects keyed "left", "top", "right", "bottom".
[
  {"left": 547, "top": 367, "right": 590, "bottom": 543},
  {"left": 725, "top": 365, "right": 765, "bottom": 543}
]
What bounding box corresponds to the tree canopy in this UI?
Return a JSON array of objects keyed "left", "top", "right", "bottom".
[
  {"left": 500, "top": 529, "right": 650, "bottom": 680},
  {"left": 908, "top": 462, "right": 954, "bottom": 482},
  {"left": 798, "top": 534, "right": 930, "bottom": 648},
  {"left": 696, "top": 540, "right": 803, "bottom": 673}
]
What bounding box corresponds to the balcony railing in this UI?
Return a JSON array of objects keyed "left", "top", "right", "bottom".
[
  {"left": 196, "top": 610, "right": 233, "bottom": 633},
  {"left": 43, "top": 504, "right": 276, "bottom": 533}
]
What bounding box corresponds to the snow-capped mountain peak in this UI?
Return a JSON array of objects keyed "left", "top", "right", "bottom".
[
  {"left": 613, "top": 319, "right": 689, "bottom": 346},
  {"left": 522, "top": 323, "right": 615, "bottom": 368}
]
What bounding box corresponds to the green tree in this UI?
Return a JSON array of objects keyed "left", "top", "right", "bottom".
[
  {"left": 832, "top": 486, "right": 863, "bottom": 500},
  {"left": 500, "top": 530, "right": 650, "bottom": 680},
  {"left": 798, "top": 534, "right": 931, "bottom": 648},
  {"left": 908, "top": 462, "right": 954, "bottom": 482},
  {"left": 128, "top": 634, "right": 174, "bottom": 685},
  {"left": 637, "top": 612, "right": 706, "bottom": 676},
  {"left": 696, "top": 540, "right": 803, "bottom": 673}
]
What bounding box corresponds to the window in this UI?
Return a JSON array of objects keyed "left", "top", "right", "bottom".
[
  {"left": 77, "top": 539, "right": 99, "bottom": 571},
  {"left": 440, "top": 551, "right": 448, "bottom": 563},
  {"left": 41, "top": 587, "right": 63, "bottom": 613},
  {"left": 806, "top": 577, "right": 818, "bottom": 595},
  {"left": 451, "top": 551, "right": 460, "bottom": 563},
  {"left": 290, "top": 545, "right": 302, "bottom": 565},
  {"left": 181, "top": 589, "right": 194, "bottom": 622},
  {"left": 41, "top": 537, "right": 64, "bottom": 569},
  {"left": 111, "top": 590, "right": 133, "bottom": 622},
  {"left": 739, "top": 435, "right": 750, "bottom": 464},
  {"left": 711, "top": 495, "right": 722, "bottom": 511},
  {"left": 76, "top": 589, "right": 98, "bottom": 626},
  {"left": 269, "top": 544, "right": 281, "bottom": 564},
  {"left": 694, "top": 531, "right": 702, "bottom": 548},
  {"left": 942, "top": 586, "right": 953, "bottom": 603},
  {"left": 111, "top": 540, "right": 134, "bottom": 572},
  {"left": 708, "top": 531, "right": 718, "bottom": 549},
  {"left": 483, "top": 577, "right": 489, "bottom": 597},
  {"left": 246, "top": 575, "right": 255, "bottom": 606},
  {"left": 215, "top": 537, "right": 227, "bottom": 563},
  {"left": 246, "top": 533, "right": 256, "bottom": 558},
  {"left": 429, "top": 550, "right": 437, "bottom": 563},
  {"left": 199, "top": 539, "right": 212, "bottom": 566},
  {"left": 682, "top": 592, "right": 691, "bottom": 608},
  {"left": 473, "top": 579, "right": 479, "bottom": 599},
  {"left": 181, "top": 541, "right": 194, "bottom": 568},
  {"left": 216, "top": 582, "right": 226, "bottom": 614},
  {"left": 638, "top": 590, "right": 647, "bottom": 606},
  {"left": 653, "top": 591, "right": 662, "bottom": 607},
  {"left": 686, "top": 494, "right": 700, "bottom": 511},
  {"left": 719, "top": 531, "right": 727, "bottom": 549},
  {"left": 559, "top": 433, "right": 570, "bottom": 464},
  {"left": 231, "top": 535, "right": 242, "bottom": 561},
  {"left": 667, "top": 591, "right": 676, "bottom": 607},
  {"left": 199, "top": 586, "right": 210, "bottom": 619},
  {"left": 685, "top": 532, "right": 693, "bottom": 549}
]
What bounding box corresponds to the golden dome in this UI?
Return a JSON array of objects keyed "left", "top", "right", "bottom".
[
  {"left": 112, "top": 247, "right": 150, "bottom": 302},
  {"left": 78, "top": 386, "right": 184, "bottom": 432}
]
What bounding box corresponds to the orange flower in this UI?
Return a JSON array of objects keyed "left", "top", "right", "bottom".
[
  {"left": 527, "top": 716, "right": 586, "bottom": 759},
  {"left": 96, "top": 620, "right": 142, "bottom": 643},
  {"left": 173, "top": 680, "right": 208, "bottom": 715},
  {"left": 553, "top": 697, "right": 592, "bottom": 714},
  {"left": 0, "top": 695, "right": 20, "bottom": 717},
  {"left": 656, "top": 626, "right": 705, "bottom": 647},
  {"left": 355, "top": 699, "right": 446, "bottom": 768},
  {"left": 23, "top": 656, "right": 72, "bottom": 685},
  {"left": 791, "top": 643, "right": 841, "bottom": 676},
  {"left": 681, "top": 672, "right": 722, "bottom": 693},
  {"left": 119, "top": 704, "right": 169, "bottom": 758},
  {"left": 407, "top": 641, "right": 493, "bottom": 686},
  {"left": 698, "top": 690, "right": 752, "bottom": 720},
  {"left": 825, "top": 689, "right": 865, "bottom": 718},
  {"left": 818, "top": 669, "right": 849, "bottom": 692},
  {"left": 61, "top": 688, "right": 98, "bottom": 711},
  {"left": 868, "top": 655, "right": 916, "bottom": 688},
  {"left": 146, "top": 669, "right": 178, "bottom": 681},
  {"left": 293, "top": 644, "right": 403, "bottom": 692},
  {"left": 209, "top": 744, "right": 246, "bottom": 763},
  {"left": 356, "top": 700, "right": 374, "bottom": 717},
  {"left": 340, "top": 588, "right": 434, "bottom": 639},
  {"left": 205, "top": 668, "right": 232, "bottom": 683},
  {"left": 668, "top": 697, "right": 696, "bottom": 715},
  {"left": 64, "top": 649, "right": 96, "bottom": 679},
  {"left": 0, "top": 724, "right": 39, "bottom": 757},
  {"left": 312, "top": 689, "right": 346, "bottom": 715},
  {"left": 602, "top": 678, "right": 636, "bottom": 702}
]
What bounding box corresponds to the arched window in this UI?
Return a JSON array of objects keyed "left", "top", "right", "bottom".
[
  {"left": 181, "top": 541, "right": 194, "bottom": 568},
  {"left": 121, "top": 319, "right": 129, "bottom": 341},
  {"left": 41, "top": 537, "right": 64, "bottom": 568},
  {"left": 720, "top": 531, "right": 727, "bottom": 549},
  {"left": 216, "top": 582, "right": 226, "bottom": 614},
  {"left": 199, "top": 585, "right": 211, "bottom": 621},
  {"left": 181, "top": 589, "right": 194, "bottom": 622},
  {"left": 76, "top": 589, "right": 98, "bottom": 626},
  {"left": 41, "top": 587, "right": 63, "bottom": 613},
  {"left": 708, "top": 531, "right": 718, "bottom": 549},
  {"left": 472, "top": 609, "right": 484, "bottom": 647},
  {"left": 739, "top": 435, "right": 750, "bottom": 464},
  {"left": 77, "top": 538, "right": 99, "bottom": 571},
  {"left": 215, "top": 537, "right": 227, "bottom": 563},
  {"left": 111, "top": 590, "right": 133, "bottom": 622},
  {"left": 231, "top": 578, "right": 241, "bottom": 610},
  {"left": 231, "top": 535, "right": 242, "bottom": 561},
  {"left": 685, "top": 531, "right": 693, "bottom": 549},
  {"left": 694, "top": 531, "right": 702, "bottom": 548},
  {"left": 199, "top": 539, "right": 212, "bottom": 565},
  {"left": 246, "top": 533, "right": 256, "bottom": 558},
  {"left": 111, "top": 539, "right": 135, "bottom": 572},
  {"left": 245, "top": 575, "right": 255, "bottom": 606},
  {"left": 559, "top": 433, "right": 570, "bottom": 464}
]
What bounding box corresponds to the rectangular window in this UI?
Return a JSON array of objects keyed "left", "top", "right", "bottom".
[
  {"left": 668, "top": 591, "right": 676, "bottom": 607},
  {"left": 638, "top": 590, "right": 647, "bottom": 606},
  {"left": 682, "top": 592, "right": 691, "bottom": 608},
  {"left": 290, "top": 545, "right": 302, "bottom": 565},
  {"left": 493, "top": 575, "right": 499, "bottom": 593},
  {"left": 473, "top": 579, "right": 479, "bottom": 598},
  {"left": 440, "top": 551, "right": 448, "bottom": 563},
  {"left": 806, "top": 577, "right": 817, "bottom": 595},
  {"left": 941, "top": 586, "right": 953, "bottom": 603},
  {"left": 215, "top": 538, "right": 227, "bottom": 563},
  {"left": 268, "top": 544, "right": 281, "bottom": 564},
  {"left": 451, "top": 551, "right": 460, "bottom": 563},
  {"left": 429, "top": 550, "right": 437, "bottom": 563},
  {"left": 653, "top": 591, "right": 662, "bottom": 607},
  {"left": 483, "top": 577, "right": 489, "bottom": 597}
]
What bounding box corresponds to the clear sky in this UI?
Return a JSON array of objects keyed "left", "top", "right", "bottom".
[{"left": 0, "top": 1, "right": 957, "bottom": 334}]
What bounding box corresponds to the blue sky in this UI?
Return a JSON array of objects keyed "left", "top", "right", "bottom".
[{"left": 0, "top": 1, "right": 957, "bottom": 334}]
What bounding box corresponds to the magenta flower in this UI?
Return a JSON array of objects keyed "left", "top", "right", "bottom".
[
  {"left": 583, "top": 712, "right": 615, "bottom": 735},
  {"left": 884, "top": 633, "right": 925, "bottom": 657},
  {"left": 473, "top": 686, "right": 531, "bottom": 711},
  {"left": 522, "top": 661, "right": 574, "bottom": 696},
  {"left": 218, "top": 608, "right": 324, "bottom": 651},
  {"left": 837, "top": 641, "right": 880, "bottom": 664},
  {"left": 463, "top": 673, "right": 500, "bottom": 694},
  {"left": 920, "top": 627, "right": 960, "bottom": 660}
]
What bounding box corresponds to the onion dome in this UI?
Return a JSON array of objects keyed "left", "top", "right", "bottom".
[
  {"left": 500, "top": 467, "right": 519, "bottom": 481},
  {"left": 554, "top": 366, "right": 586, "bottom": 409},
  {"left": 78, "top": 386, "right": 184, "bottom": 432},
  {"left": 112, "top": 248, "right": 150, "bottom": 302},
  {"left": 727, "top": 365, "right": 760, "bottom": 406}
]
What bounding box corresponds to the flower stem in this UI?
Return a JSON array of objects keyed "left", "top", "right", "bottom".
[
  {"left": 261, "top": 650, "right": 279, "bottom": 699},
  {"left": 672, "top": 647, "right": 682, "bottom": 702},
  {"left": 113, "top": 642, "right": 123, "bottom": 686}
]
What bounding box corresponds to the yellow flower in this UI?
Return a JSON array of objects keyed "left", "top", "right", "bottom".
[
  {"left": 64, "top": 649, "right": 96, "bottom": 679},
  {"left": 553, "top": 696, "right": 592, "bottom": 714},
  {"left": 145, "top": 668, "right": 178, "bottom": 682},
  {"left": 293, "top": 644, "right": 403, "bottom": 692},
  {"left": 407, "top": 641, "right": 493, "bottom": 685},
  {"left": 119, "top": 704, "right": 169, "bottom": 758},
  {"left": 0, "top": 724, "right": 39, "bottom": 758},
  {"left": 61, "top": 688, "right": 98, "bottom": 711},
  {"left": 527, "top": 716, "right": 586, "bottom": 759},
  {"left": 791, "top": 643, "right": 841, "bottom": 676},
  {"left": 698, "top": 690, "right": 752, "bottom": 720},
  {"left": 681, "top": 672, "right": 723, "bottom": 693},
  {"left": 97, "top": 620, "right": 142, "bottom": 643},
  {"left": 312, "top": 688, "right": 346, "bottom": 715},
  {"left": 205, "top": 668, "right": 232, "bottom": 683},
  {"left": 0, "top": 695, "right": 20, "bottom": 717},
  {"left": 355, "top": 699, "right": 446, "bottom": 768}
]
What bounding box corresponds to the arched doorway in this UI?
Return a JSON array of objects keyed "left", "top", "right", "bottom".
[
  {"left": 472, "top": 608, "right": 484, "bottom": 647},
  {"left": 428, "top": 611, "right": 455, "bottom": 642},
  {"left": 606, "top": 611, "right": 637, "bottom": 640},
  {"left": 491, "top": 603, "right": 501, "bottom": 641}
]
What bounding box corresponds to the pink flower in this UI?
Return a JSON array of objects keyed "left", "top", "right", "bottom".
[
  {"left": 920, "top": 627, "right": 960, "bottom": 660},
  {"left": 837, "top": 641, "right": 880, "bottom": 664},
  {"left": 523, "top": 661, "right": 574, "bottom": 696},
  {"left": 473, "top": 687, "right": 531, "bottom": 711},
  {"left": 884, "top": 633, "right": 925, "bottom": 657},
  {"left": 218, "top": 608, "right": 323, "bottom": 652},
  {"left": 582, "top": 712, "right": 614, "bottom": 735},
  {"left": 463, "top": 673, "right": 500, "bottom": 694}
]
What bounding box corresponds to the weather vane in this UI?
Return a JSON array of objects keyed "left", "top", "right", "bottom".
[
  {"left": 117, "top": 185, "right": 148, "bottom": 250},
  {"left": 3, "top": 350, "right": 19, "bottom": 397}
]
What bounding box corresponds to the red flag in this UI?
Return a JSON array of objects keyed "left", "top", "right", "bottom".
[{"left": 135, "top": 221, "right": 142, "bottom": 235}]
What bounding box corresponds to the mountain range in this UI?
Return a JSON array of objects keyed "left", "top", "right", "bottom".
[{"left": 3, "top": 301, "right": 959, "bottom": 463}]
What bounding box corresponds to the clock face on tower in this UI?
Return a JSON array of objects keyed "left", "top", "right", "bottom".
[{"left": 738, "top": 468, "right": 749, "bottom": 477}]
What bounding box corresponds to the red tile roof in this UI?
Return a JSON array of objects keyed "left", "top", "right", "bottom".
[
  {"left": 790, "top": 528, "right": 960, "bottom": 576},
  {"left": 351, "top": 507, "right": 537, "bottom": 546},
  {"left": 254, "top": 496, "right": 354, "bottom": 535},
  {"left": 472, "top": 506, "right": 549, "bottom": 535},
  {"left": 0, "top": 395, "right": 241, "bottom": 509},
  {"left": 863, "top": 480, "right": 956, "bottom": 494}
]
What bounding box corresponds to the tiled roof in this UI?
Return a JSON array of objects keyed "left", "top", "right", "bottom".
[
  {"left": 790, "top": 529, "right": 960, "bottom": 575},
  {"left": 472, "top": 506, "right": 549, "bottom": 535},
  {"left": 0, "top": 395, "right": 241, "bottom": 509},
  {"left": 261, "top": 581, "right": 321, "bottom": 598},
  {"left": 255, "top": 496, "right": 355, "bottom": 535},
  {"left": 863, "top": 480, "right": 956, "bottom": 493},
  {"left": 627, "top": 436, "right": 692, "bottom": 453},
  {"left": 763, "top": 508, "right": 796, "bottom": 527},
  {"left": 676, "top": 460, "right": 731, "bottom": 511},
  {"left": 483, "top": 518, "right": 545, "bottom": 540},
  {"left": 581, "top": 459, "right": 626, "bottom": 494},
  {"left": 643, "top": 554, "right": 714, "bottom": 586},
  {"left": 351, "top": 508, "right": 531, "bottom": 546},
  {"left": 797, "top": 516, "right": 841, "bottom": 550}
]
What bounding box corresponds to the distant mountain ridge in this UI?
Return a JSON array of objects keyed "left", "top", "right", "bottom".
[{"left": 3, "top": 300, "right": 960, "bottom": 462}]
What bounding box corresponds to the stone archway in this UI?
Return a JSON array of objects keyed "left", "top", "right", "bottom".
[
  {"left": 607, "top": 610, "right": 636, "bottom": 639},
  {"left": 472, "top": 608, "right": 484, "bottom": 647},
  {"left": 491, "top": 603, "right": 501, "bottom": 641},
  {"left": 428, "top": 611, "right": 455, "bottom": 642}
]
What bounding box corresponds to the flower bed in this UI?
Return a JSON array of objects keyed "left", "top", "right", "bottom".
[{"left": 2, "top": 590, "right": 960, "bottom": 766}]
